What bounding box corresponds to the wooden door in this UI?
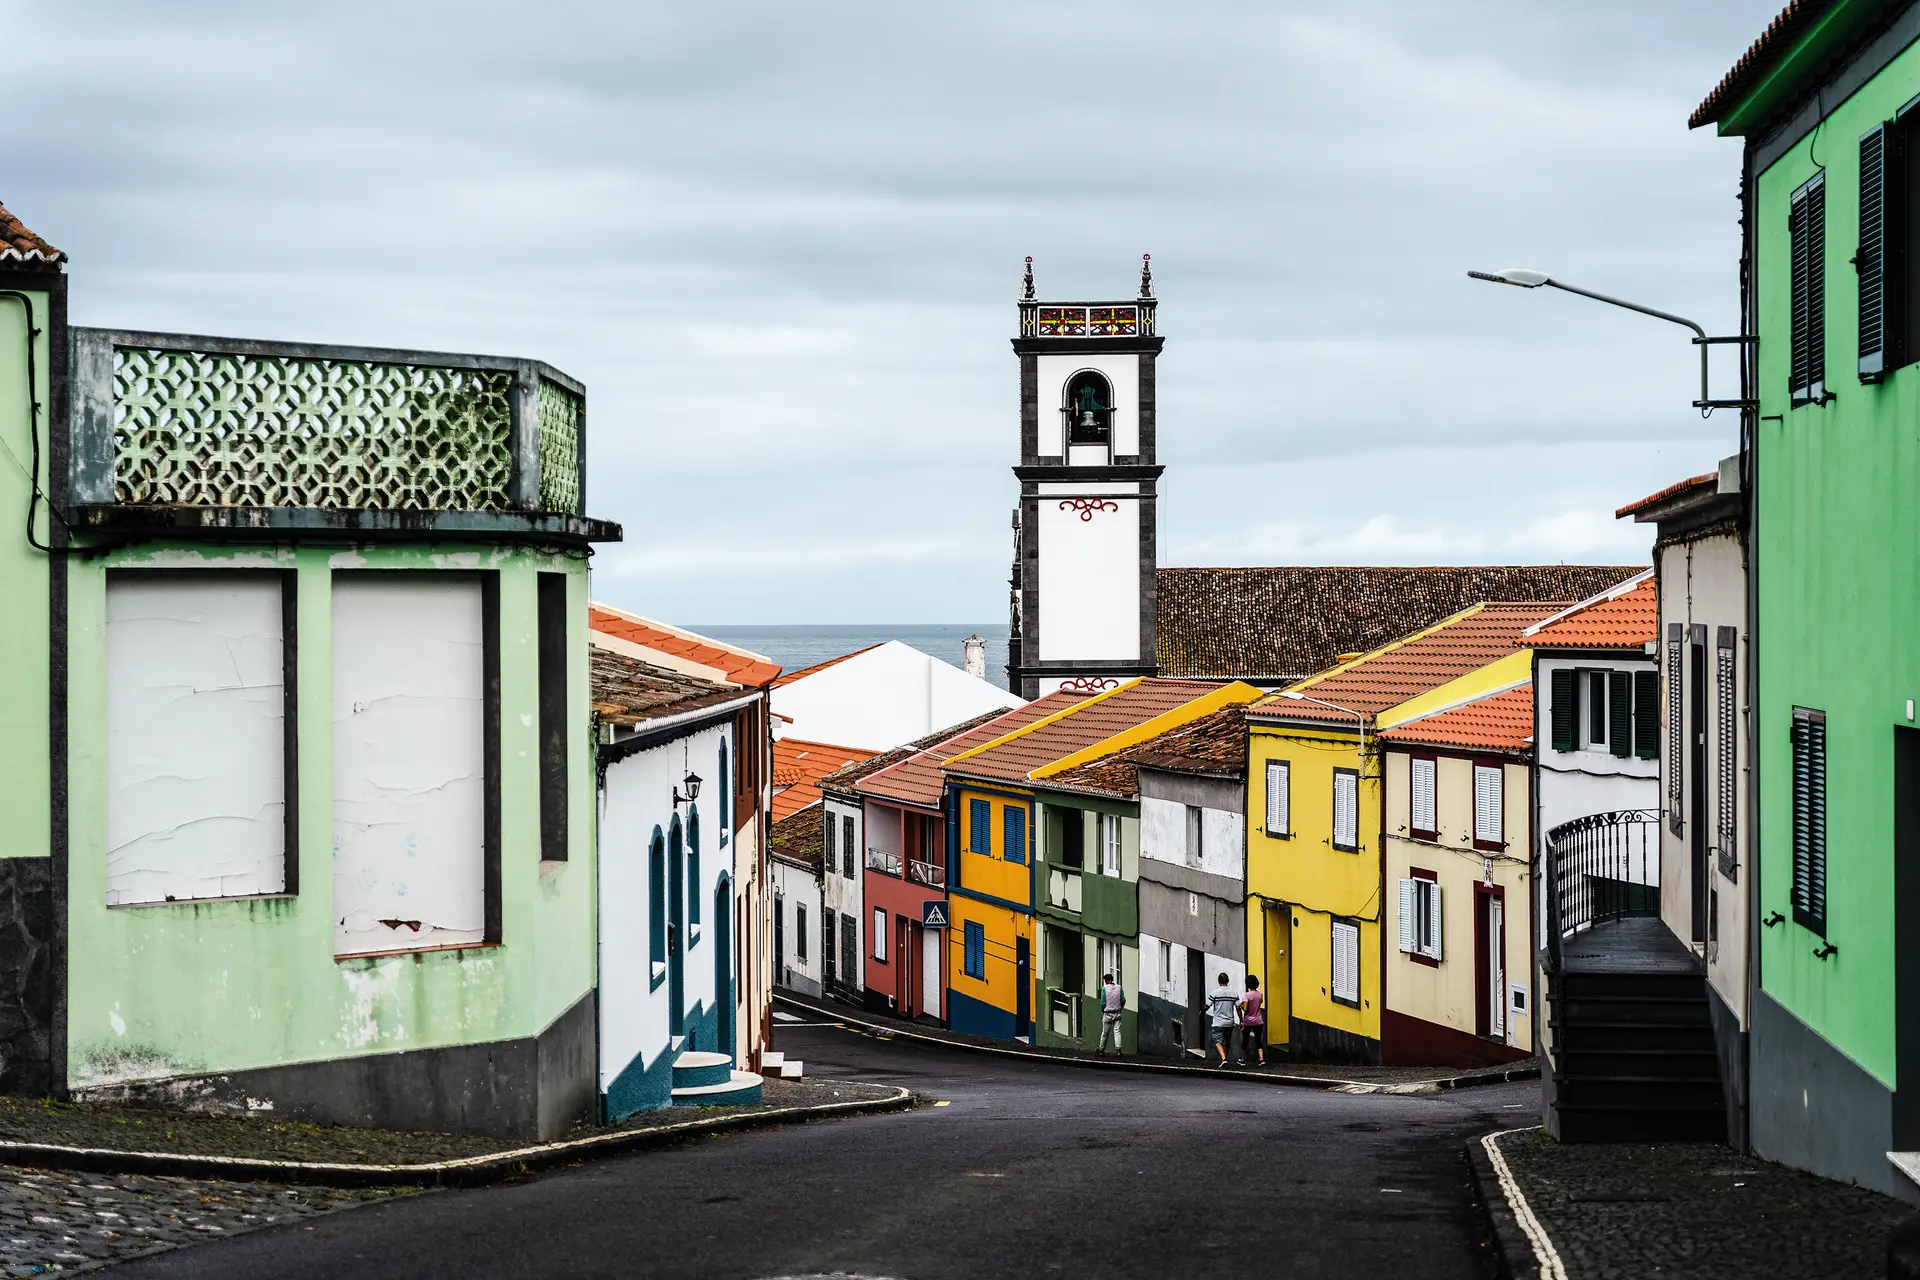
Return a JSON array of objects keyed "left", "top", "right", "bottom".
[{"left": 1265, "top": 905, "right": 1291, "bottom": 1046}]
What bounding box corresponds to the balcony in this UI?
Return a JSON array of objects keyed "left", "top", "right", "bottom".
[
  {"left": 865, "top": 848, "right": 902, "bottom": 877},
  {"left": 1018, "top": 301, "right": 1156, "bottom": 339},
  {"left": 1046, "top": 867, "right": 1083, "bottom": 913},
  {"left": 907, "top": 858, "right": 945, "bottom": 889},
  {"left": 67, "top": 329, "right": 620, "bottom": 544}
]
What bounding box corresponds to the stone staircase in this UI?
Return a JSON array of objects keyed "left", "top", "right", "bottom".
[
  {"left": 669, "top": 1050, "right": 762, "bottom": 1107},
  {"left": 760, "top": 1050, "right": 804, "bottom": 1079}
]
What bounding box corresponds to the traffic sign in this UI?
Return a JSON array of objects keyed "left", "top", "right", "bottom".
[{"left": 922, "top": 900, "right": 949, "bottom": 928}]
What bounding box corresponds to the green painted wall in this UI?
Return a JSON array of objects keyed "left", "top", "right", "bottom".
[
  {"left": 63, "top": 541, "right": 595, "bottom": 1089},
  {"left": 1752, "top": 39, "right": 1920, "bottom": 1089},
  {"left": 1034, "top": 794, "right": 1140, "bottom": 939},
  {"left": 0, "top": 282, "right": 52, "bottom": 861}
]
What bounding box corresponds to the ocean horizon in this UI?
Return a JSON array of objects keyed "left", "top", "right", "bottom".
[{"left": 691, "top": 624, "right": 1012, "bottom": 692}]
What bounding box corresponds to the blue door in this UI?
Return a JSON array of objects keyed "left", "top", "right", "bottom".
[
  {"left": 716, "top": 876, "right": 734, "bottom": 1064},
  {"left": 669, "top": 818, "right": 685, "bottom": 1039}
]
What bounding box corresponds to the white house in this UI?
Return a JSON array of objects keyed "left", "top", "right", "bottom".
[
  {"left": 770, "top": 807, "right": 825, "bottom": 999},
  {"left": 818, "top": 777, "right": 867, "bottom": 1003},
  {"left": 771, "top": 640, "right": 1023, "bottom": 752}
]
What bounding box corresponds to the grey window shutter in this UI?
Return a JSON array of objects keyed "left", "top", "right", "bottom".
[
  {"left": 1715, "top": 628, "right": 1739, "bottom": 880},
  {"left": 1550, "top": 668, "right": 1576, "bottom": 752},
  {"left": 1862, "top": 123, "right": 1890, "bottom": 380},
  {"left": 1633, "top": 671, "right": 1660, "bottom": 758},
  {"left": 1791, "top": 708, "right": 1828, "bottom": 936},
  {"left": 1667, "top": 625, "right": 1685, "bottom": 834},
  {"left": 1608, "top": 671, "right": 1632, "bottom": 758}
]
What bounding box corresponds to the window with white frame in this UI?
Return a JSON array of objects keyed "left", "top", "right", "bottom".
[
  {"left": 1158, "top": 939, "right": 1173, "bottom": 1000},
  {"left": 1184, "top": 805, "right": 1203, "bottom": 866},
  {"left": 1473, "top": 764, "right": 1503, "bottom": 847},
  {"left": 1409, "top": 756, "right": 1437, "bottom": 837},
  {"left": 1332, "top": 769, "right": 1359, "bottom": 852},
  {"left": 1397, "top": 876, "right": 1442, "bottom": 961},
  {"left": 1098, "top": 938, "right": 1120, "bottom": 986},
  {"left": 1266, "top": 760, "right": 1289, "bottom": 836},
  {"left": 1331, "top": 919, "right": 1361, "bottom": 1006},
  {"left": 873, "top": 907, "right": 887, "bottom": 961},
  {"left": 1100, "top": 813, "right": 1122, "bottom": 876}
]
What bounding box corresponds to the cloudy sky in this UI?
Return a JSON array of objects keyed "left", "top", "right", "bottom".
[{"left": 1, "top": 1, "right": 1766, "bottom": 624}]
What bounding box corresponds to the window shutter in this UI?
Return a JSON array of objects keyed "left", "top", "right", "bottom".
[
  {"left": 1715, "top": 629, "right": 1739, "bottom": 880},
  {"left": 1550, "top": 668, "right": 1576, "bottom": 752},
  {"left": 969, "top": 799, "right": 991, "bottom": 854},
  {"left": 824, "top": 810, "right": 836, "bottom": 865},
  {"left": 1608, "top": 671, "right": 1632, "bottom": 758},
  {"left": 1411, "top": 757, "right": 1437, "bottom": 833},
  {"left": 1333, "top": 771, "right": 1359, "bottom": 850},
  {"left": 1331, "top": 920, "right": 1360, "bottom": 1005},
  {"left": 1667, "top": 625, "right": 1685, "bottom": 834},
  {"left": 1791, "top": 174, "right": 1828, "bottom": 405},
  {"left": 1633, "top": 671, "right": 1660, "bottom": 758},
  {"left": 843, "top": 817, "right": 856, "bottom": 878},
  {"left": 1862, "top": 123, "right": 1891, "bottom": 380},
  {"left": 842, "top": 912, "right": 857, "bottom": 981},
  {"left": 1474, "top": 765, "right": 1502, "bottom": 844},
  {"left": 1791, "top": 708, "right": 1828, "bottom": 936},
  {"left": 1004, "top": 807, "right": 1027, "bottom": 864},
  {"left": 797, "top": 904, "right": 807, "bottom": 961},
  {"left": 1267, "top": 761, "right": 1289, "bottom": 835},
  {"left": 1397, "top": 879, "right": 1418, "bottom": 954},
  {"left": 1425, "top": 882, "right": 1443, "bottom": 962}
]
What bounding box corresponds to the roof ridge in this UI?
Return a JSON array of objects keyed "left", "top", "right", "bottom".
[
  {"left": 770, "top": 642, "right": 886, "bottom": 687},
  {"left": 1287, "top": 602, "right": 1487, "bottom": 693},
  {"left": 944, "top": 680, "right": 1139, "bottom": 766},
  {"left": 1379, "top": 678, "right": 1532, "bottom": 732},
  {"left": 586, "top": 601, "right": 777, "bottom": 667},
  {"left": 1522, "top": 570, "right": 1655, "bottom": 637}
]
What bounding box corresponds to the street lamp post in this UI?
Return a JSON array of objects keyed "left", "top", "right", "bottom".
[{"left": 1467, "top": 268, "right": 1753, "bottom": 412}]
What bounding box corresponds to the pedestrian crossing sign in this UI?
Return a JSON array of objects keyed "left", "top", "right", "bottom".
[{"left": 922, "top": 900, "right": 949, "bottom": 928}]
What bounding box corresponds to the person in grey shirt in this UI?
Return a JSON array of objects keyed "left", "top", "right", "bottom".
[
  {"left": 1097, "top": 972, "right": 1126, "bottom": 1054},
  {"left": 1207, "top": 972, "right": 1240, "bottom": 1065}
]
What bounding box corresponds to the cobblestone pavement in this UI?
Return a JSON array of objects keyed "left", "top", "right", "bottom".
[
  {"left": 0, "top": 1165, "right": 411, "bottom": 1276},
  {"left": 1488, "top": 1127, "right": 1912, "bottom": 1279}
]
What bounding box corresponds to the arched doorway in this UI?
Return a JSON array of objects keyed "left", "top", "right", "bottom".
[
  {"left": 668, "top": 816, "right": 686, "bottom": 1040},
  {"left": 715, "top": 874, "right": 734, "bottom": 1064}
]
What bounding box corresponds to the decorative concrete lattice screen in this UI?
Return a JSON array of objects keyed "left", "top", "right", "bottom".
[
  {"left": 537, "top": 378, "right": 582, "bottom": 514},
  {"left": 111, "top": 348, "right": 530, "bottom": 510}
]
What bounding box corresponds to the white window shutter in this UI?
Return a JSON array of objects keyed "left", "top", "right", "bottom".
[
  {"left": 1474, "top": 766, "right": 1502, "bottom": 844},
  {"left": 1397, "top": 879, "right": 1418, "bottom": 954},
  {"left": 1334, "top": 772, "right": 1358, "bottom": 849},
  {"left": 1267, "top": 761, "right": 1289, "bottom": 834},
  {"left": 1425, "top": 882, "right": 1443, "bottom": 962},
  {"left": 1331, "top": 920, "right": 1360, "bottom": 1004},
  {"left": 1411, "top": 758, "right": 1436, "bottom": 833}
]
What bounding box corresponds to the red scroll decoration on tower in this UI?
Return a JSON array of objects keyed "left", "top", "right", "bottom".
[
  {"left": 1059, "top": 676, "right": 1120, "bottom": 695},
  {"left": 1058, "top": 498, "right": 1119, "bottom": 522}
]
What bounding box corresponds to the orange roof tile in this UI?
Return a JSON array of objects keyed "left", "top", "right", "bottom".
[
  {"left": 857, "top": 693, "right": 1085, "bottom": 809},
  {"left": 589, "top": 647, "right": 743, "bottom": 726},
  {"left": 771, "top": 738, "right": 876, "bottom": 822},
  {"left": 1523, "top": 574, "right": 1657, "bottom": 652},
  {"left": 0, "top": 200, "right": 62, "bottom": 265},
  {"left": 946, "top": 679, "right": 1231, "bottom": 786},
  {"left": 1616, "top": 474, "right": 1716, "bottom": 519},
  {"left": 1249, "top": 601, "right": 1568, "bottom": 728},
  {"left": 588, "top": 604, "right": 782, "bottom": 688},
  {"left": 1380, "top": 684, "right": 1534, "bottom": 754},
  {"left": 1043, "top": 704, "right": 1248, "bottom": 799},
  {"left": 771, "top": 644, "right": 883, "bottom": 687}
]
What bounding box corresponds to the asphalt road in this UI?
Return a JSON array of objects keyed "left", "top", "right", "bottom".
[{"left": 109, "top": 1020, "right": 1531, "bottom": 1279}]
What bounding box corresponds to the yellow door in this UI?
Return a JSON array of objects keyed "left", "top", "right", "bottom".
[{"left": 1265, "top": 904, "right": 1291, "bottom": 1045}]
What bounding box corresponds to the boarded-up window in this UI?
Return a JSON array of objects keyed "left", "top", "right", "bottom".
[
  {"left": 1266, "top": 760, "right": 1289, "bottom": 835},
  {"left": 1330, "top": 919, "right": 1360, "bottom": 1006},
  {"left": 1332, "top": 769, "right": 1359, "bottom": 852},
  {"left": 332, "top": 575, "right": 490, "bottom": 957},
  {"left": 105, "top": 574, "right": 293, "bottom": 906},
  {"left": 1473, "top": 765, "right": 1503, "bottom": 847},
  {"left": 1409, "top": 757, "right": 1437, "bottom": 837}
]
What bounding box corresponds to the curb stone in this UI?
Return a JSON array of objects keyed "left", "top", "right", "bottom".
[
  {"left": 777, "top": 992, "right": 1539, "bottom": 1092},
  {"left": 1466, "top": 1133, "right": 1540, "bottom": 1280},
  {"left": 0, "top": 1087, "right": 915, "bottom": 1189}
]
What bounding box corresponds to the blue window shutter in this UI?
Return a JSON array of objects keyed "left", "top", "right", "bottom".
[
  {"left": 969, "top": 799, "right": 991, "bottom": 853},
  {"left": 1004, "top": 807, "right": 1026, "bottom": 864}
]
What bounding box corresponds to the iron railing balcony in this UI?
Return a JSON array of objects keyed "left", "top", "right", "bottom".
[
  {"left": 907, "top": 858, "right": 945, "bottom": 888},
  {"left": 67, "top": 328, "right": 620, "bottom": 544},
  {"left": 1540, "top": 808, "right": 1662, "bottom": 973},
  {"left": 865, "top": 848, "right": 901, "bottom": 877}
]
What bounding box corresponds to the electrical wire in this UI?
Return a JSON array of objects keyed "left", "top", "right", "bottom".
[{"left": 0, "top": 291, "right": 52, "bottom": 553}]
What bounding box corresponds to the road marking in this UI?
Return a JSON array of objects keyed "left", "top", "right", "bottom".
[
  {"left": 966, "top": 1172, "right": 1004, "bottom": 1178},
  {"left": 1482, "top": 1128, "right": 1567, "bottom": 1280},
  {"left": 933, "top": 1100, "right": 951, "bottom": 1107},
  {"left": 1380, "top": 1188, "right": 1402, "bottom": 1193}
]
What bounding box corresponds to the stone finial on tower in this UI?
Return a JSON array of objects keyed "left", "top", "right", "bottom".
[
  {"left": 1022, "top": 256, "right": 1035, "bottom": 302},
  {"left": 1138, "top": 253, "right": 1153, "bottom": 300}
]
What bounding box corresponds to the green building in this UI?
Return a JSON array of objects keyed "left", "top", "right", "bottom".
[
  {"left": 0, "top": 199, "right": 620, "bottom": 1138},
  {"left": 1693, "top": 0, "right": 1920, "bottom": 1198},
  {"left": 1031, "top": 785, "right": 1140, "bottom": 1054}
]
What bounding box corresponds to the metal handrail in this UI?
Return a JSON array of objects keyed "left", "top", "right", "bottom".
[
  {"left": 865, "top": 848, "right": 901, "bottom": 877},
  {"left": 1541, "top": 808, "right": 1661, "bottom": 973},
  {"left": 907, "top": 859, "right": 945, "bottom": 888}
]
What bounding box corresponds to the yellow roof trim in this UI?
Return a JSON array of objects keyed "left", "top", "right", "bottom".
[
  {"left": 945, "top": 678, "right": 1144, "bottom": 766},
  {"left": 1260, "top": 603, "right": 1488, "bottom": 704},
  {"left": 1030, "top": 682, "right": 1263, "bottom": 779},
  {"left": 1374, "top": 650, "right": 1536, "bottom": 732}
]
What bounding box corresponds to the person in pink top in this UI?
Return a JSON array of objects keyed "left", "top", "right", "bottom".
[{"left": 1238, "top": 974, "right": 1266, "bottom": 1067}]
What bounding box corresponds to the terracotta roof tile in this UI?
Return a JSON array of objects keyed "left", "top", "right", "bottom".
[
  {"left": 0, "top": 200, "right": 62, "bottom": 265},
  {"left": 770, "top": 806, "right": 825, "bottom": 875},
  {"left": 1249, "top": 602, "right": 1564, "bottom": 727},
  {"left": 946, "top": 679, "right": 1229, "bottom": 785},
  {"left": 771, "top": 644, "right": 883, "bottom": 687},
  {"left": 771, "top": 738, "right": 876, "bottom": 821},
  {"left": 1044, "top": 704, "right": 1248, "bottom": 799},
  {"left": 1380, "top": 684, "right": 1535, "bottom": 754},
  {"left": 589, "top": 647, "right": 743, "bottom": 726},
  {"left": 856, "top": 693, "right": 1086, "bottom": 808},
  {"left": 1617, "top": 474, "right": 1716, "bottom": 519},
  {"left": 1155, "top": 566, "right": 1645, "bottom": 682},
  {"left": 1690, "top": 0, "right": 1835, "bottom": 130},
  {"left": 1524, "top": 574, "right": 1657, "bottom": 652},
  {"left": 588, "top": 605, "right": 782, "bottom": 688},
  {"left": 818, "top": 708, "right": 1020, "bottom": 797}
]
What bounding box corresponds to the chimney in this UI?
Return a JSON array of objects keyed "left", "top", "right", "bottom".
[{"left": 963, "top": 634, "right": 986, "bottom": 681}]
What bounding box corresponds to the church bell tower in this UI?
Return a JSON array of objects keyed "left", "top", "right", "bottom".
[{"left": 1007, "top": 256, "right": 1164, "bottom": 699}]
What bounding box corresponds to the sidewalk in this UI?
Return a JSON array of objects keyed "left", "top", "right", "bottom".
[
  {"left": 1471, "top": 1126, "right": 1911, "bottom": 1279},
  {"left": 775, "top": 989, "right": 1538, "bottom": 1091}
]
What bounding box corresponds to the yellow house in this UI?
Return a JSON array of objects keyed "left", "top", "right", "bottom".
[
  {"left": 1245, "top": 603, "right": 1565, "bottom": 1063},
  {"left": 1377, "top": 681, "right": 1536, "bottom": 1066},
  {"left": 944, "top": 678, "right": 1260, "bottom": 1041}
]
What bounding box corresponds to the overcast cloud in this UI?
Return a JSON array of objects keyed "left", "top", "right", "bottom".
[{"left": 0, "top": 2, "right": 1766, "bottom": 622}]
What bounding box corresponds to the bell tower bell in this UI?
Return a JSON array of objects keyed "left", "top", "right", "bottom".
[{"left": 1006, "top": 256, "right": 1164, "bottom": 699}]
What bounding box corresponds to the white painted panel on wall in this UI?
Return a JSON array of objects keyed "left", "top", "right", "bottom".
[
  {"left": 1037, "top": 498, "right": 1140, "bottom": 661},
  {"left": 332, "top": 575, "right": 486, "bottom": 957},
  {"left": 105, "top": 576, "right": 286, "bottom": 906}
]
